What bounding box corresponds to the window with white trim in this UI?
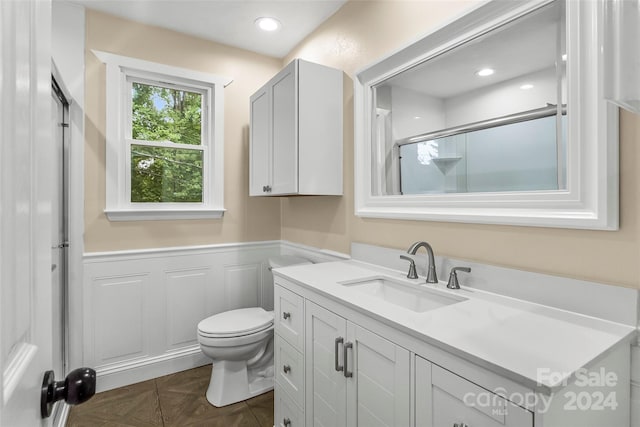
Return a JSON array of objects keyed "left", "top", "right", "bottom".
[{"left": 94, "top": 50, "right": 232, "bottom": 221}]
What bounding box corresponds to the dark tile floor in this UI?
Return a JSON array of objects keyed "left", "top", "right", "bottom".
[{"left": 66, "top": 365, "right": 274, "bottom": 427}]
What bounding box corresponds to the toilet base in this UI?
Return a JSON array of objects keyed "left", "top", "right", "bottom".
[{"left": 205, "top": 360, "right": 274, "bottom": 407}]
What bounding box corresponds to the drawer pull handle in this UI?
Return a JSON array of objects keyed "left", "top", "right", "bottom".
[
  {"left": 283, "top": 364, "right": 291, "bottom": 374},
  {"left": 343, "top": 341, "right": 353, "bottom": 378},
  {"left": 453, "top": 424, "right": 469, "bottom": 427},
  {"left": 283, "top": 417, "right": 291, "bottom": 427},
  {"left": 334, "top": 337, "right": 344, "bottom": 372},
  {"left": 282, "top": 311, "right": 291, "bottom": 320}
]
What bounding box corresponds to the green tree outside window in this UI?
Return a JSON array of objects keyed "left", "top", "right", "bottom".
[{"left": 130, "top": 82, "right": 204, "bottom": 203}]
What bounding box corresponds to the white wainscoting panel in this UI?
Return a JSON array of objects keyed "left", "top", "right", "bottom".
[
  {"left": 94, "top": 275, "right": 147, "bottom": 364},
  {"left": 84, "top": 241, "right": 281, "bottom": 391},
  {"left": 82, "top": 240, "right": 347, "bottom": 392},
  {"left": 165, "top": 268, "right": 209, "bottom": 350}
]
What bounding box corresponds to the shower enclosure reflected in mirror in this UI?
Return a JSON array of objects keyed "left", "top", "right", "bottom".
[
  {"left": 373, "top": 1, "right": 566, "bottom": 196},
  {"left": 355, "top": 0, "right": 618, "bottom": 229}
]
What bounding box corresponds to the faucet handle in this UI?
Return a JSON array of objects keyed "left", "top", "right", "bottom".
[
  {"left": 399, "top": 255, "right": 418, "bottom": 279},
  {"left": 447, "top": 266, "right": 471, "bottom": 289}
]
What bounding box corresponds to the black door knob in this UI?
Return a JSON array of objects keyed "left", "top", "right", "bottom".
[{"left": 41, "top": 367, "right": 96, "bottom": 418}]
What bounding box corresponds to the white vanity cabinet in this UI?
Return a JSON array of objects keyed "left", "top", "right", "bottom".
[
  {"left": 273, "top": 271, "right": 630, "bottom": 427},
  {"left": 249, "top": 59, "right": 343, "bottom": 196},
  {"left": 273, "top": 284, "right": 410, "bottom": 427}
]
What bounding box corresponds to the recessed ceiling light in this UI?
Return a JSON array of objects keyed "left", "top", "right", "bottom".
[
  {"left": 413, "top": 116, "right": 422, "bottom": 120},
  {"left": 476, "top": 68, "right": 495, "bottom": 77},
  {"left": 255, "top": 17, "right": 281, "bottom": 32},
  {"left": 520, "top": 84, "right": 534, "bottom": 90}
]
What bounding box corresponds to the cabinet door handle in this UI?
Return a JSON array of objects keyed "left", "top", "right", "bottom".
[
  {"left": 282, "top": 311, "right": 291, "bottom": 320},
  {"left": 283, "top": 418, "right": 291, "bottom": 427},
  {"left": 334, "top": 337, "right": 344, "bottom": 372},
  {"left": 343, "top": 341, "right": 353, "bottom": 378},
  {"left": 283, "top": 364, "right": 291, "bottom": 374}
]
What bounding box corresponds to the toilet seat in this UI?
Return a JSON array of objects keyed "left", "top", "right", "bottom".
[{"left": 198, "top": 307, "right": 274, "bottom": 338}]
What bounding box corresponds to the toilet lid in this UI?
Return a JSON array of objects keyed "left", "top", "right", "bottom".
[{"left": 198, "top": 307, "right": 274, "bottom": 337}]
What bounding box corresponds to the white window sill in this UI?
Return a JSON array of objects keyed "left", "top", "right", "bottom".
[{"left": 104, "top": 208, "right": 226, "bottom": 221}]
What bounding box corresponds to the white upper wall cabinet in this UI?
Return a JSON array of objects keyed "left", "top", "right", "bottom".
[
  {"left": 354, "top": 0, "right": 619, "bottom": 230},
  {"left": 250, "top": 59, "right": 343, "bottom": 197}
]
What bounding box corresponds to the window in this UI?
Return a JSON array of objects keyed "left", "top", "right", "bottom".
[{"left": 94, "top": 51, "right": 232, "bottom": 220}]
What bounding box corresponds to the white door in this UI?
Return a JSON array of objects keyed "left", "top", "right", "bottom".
[
  {"left": 345, "top": 323, "right": 411, "bottom": 427},
  {"left": 0, "top": 0, "right": 54, "bottom": 425},
  {"left": 305, "top": 302, "right": 347, "bottom": 427}
]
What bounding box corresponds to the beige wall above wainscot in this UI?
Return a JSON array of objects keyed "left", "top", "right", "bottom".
[
  {"left": 281, "top": 0, "right": 640, "bottom": 290},
  {"left": 84, "top": 10, "right": 282, "bottom": 252}
]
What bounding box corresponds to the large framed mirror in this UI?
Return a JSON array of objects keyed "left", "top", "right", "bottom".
[{"left": 354, "top": 0, "right": 618, "bottom": 229}]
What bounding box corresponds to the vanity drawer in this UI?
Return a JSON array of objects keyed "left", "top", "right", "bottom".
[
  {"left": 275, "top": 386, "right": 304, "bottom": 427},
  {"left": 274, "top": 284, "right": 304, "bottom": 351},
  {"left": 275, "top": 334, "right": 304, "bottom": 408}
]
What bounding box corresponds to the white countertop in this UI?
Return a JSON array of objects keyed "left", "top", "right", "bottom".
[{"left": 273, "top": 260, "right": 636, "bottom": 394}]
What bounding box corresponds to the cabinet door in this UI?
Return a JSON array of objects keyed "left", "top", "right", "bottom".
[
  {"left": 271, "top": 60, "right": 298, "bottom": 195},
  {"left": 345, "top": 323, "right": 410, "bottom": 427},
  {"left": 305, "top": 302, "right": 348, "bottom": 427},
  {"left": 249, "top": 86, "right": 270, "bottom": 196},
  {"left": 416, "top": 356, "right": 533, "bottom": 427}
]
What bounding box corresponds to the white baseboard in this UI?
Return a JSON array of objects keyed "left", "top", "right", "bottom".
[
  {"left": 95, "top": 345, "right": 209, "bottom": 393},
  {"left": 52, "top": 402, "right": 70, "bottom": 427}
]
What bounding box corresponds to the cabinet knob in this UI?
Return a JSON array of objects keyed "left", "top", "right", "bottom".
[
  {"left": 283, "top": 364, "right": 291, "bottom": 374},
  {"left": 282, "top": 311, "right": 291, "bottom": 320},
  {"left": 283, "top": 417, "right": 291, "bottom": 427}
]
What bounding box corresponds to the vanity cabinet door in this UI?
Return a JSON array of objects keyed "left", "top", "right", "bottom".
[
  {"left": 305, "top": 301, "right": 348, "bottom": 427},
  {"left": 304, "top": 302, "right": 411, "bottom": 427},
  {"left": 249, "top": 86, "right": 270, "bottom": 196},
  {"left": 416, "top": 356, "right": 533, "bottom": 427},
  {"left": 345, "top": 322, "right": 411, "bottom": 427},
  {"left": 270, "top": 61, "right": 298, "bottom": 195}
]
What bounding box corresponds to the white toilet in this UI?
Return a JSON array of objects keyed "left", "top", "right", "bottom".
[{"left": 197, "top": 255, "right": 311, "bottom": 407}]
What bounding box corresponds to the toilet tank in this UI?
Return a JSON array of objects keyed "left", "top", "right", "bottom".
[
  {"left": 268, "top": 255, "right": 313, "bottom": 269},
  {"left": 263, "top": 256, "right": 312, "bottom": 311}
]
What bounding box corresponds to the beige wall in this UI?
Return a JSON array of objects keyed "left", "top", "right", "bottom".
[
  {"left": 282, "top": 0, "right": 640, "bottom": 289},
  {"left": 84, "top": 10, "right": 282, "bottom": 252},
  {"left": 85, "top": 3, "right": 640, "bottom": 289}
]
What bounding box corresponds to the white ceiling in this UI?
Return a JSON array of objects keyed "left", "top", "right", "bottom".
[{"left": 66, "top": 0, "right": 346, "bottom": 58}]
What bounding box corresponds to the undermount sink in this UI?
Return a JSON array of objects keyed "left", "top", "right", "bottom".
[{"left": 339, "top": 276, "right": 466, "bottom": 313}]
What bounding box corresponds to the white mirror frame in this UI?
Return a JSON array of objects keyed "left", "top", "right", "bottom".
[{"left": 354, "top": 0, "right": 619, "bottom": 230}]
